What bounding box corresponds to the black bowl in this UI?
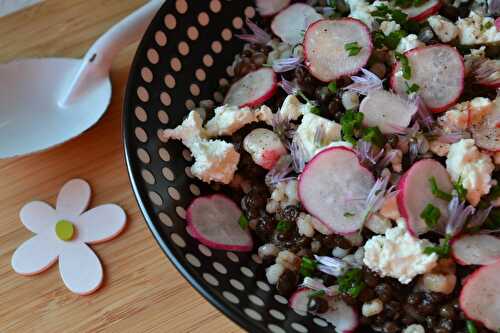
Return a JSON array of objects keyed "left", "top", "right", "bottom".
[{"left": 124, "top": 1, "right": 354, "bottom": 332}]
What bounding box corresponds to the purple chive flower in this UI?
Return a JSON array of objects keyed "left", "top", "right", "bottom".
[
  {"left": 430, "top": 128, "right": 470, "bottom": 144},
  {"left": 345, "top": 68, "right": 384, "bottom": 96},
  {"left": 272, "top": 57, "right": 303, "bottom": 73},
  {"left": 376, "top": 149, "right": 400, "bottom": 171},
  {"left": 409, "top": 94, "right": 434, "bottom": 130},
  {"left": 363, "top": 173, "right": 397, "bottom": 221},
  {"left": 290, "top": 136, "right": 307, "bottom": 173},
  {"left": 272, "top": 110, "right": 296, "bottom": 144},
  {"left": 235, "top": 18, "right": 271, "bottom": 45},
  {"left": 265, "top": 155, "right": 295, "bottom": 187},
  {"left": 468, "top": 206, "right": 493, "bottom": 229},
  {"left": 301, "top": 277, "right": 339, "bottom": 296},
  {"left": 445, "top": 196, "right": 476, "bottom": 237},
  {"left": 315, "top": 255, "right": 350, "bottom": 277},
  {"left": 279, "top": 77, "right": 301, "bottom": 96},
  {"left": 356, "top": 140, "right": 384, "bottom": 166}
]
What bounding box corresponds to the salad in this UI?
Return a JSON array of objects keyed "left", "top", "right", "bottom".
[{"left": 163, "top": 0, "right": 500, "bottom": 332}]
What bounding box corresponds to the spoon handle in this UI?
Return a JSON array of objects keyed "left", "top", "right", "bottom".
[{"left": 60, "top": 0, "right": 163, "bottom": 106}]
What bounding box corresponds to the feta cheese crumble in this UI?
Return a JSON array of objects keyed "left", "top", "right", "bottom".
[
  {"left": 266, "top": 179, "right": 299, "bottom": 213},
  {"left": 428, "top": 15, "right": 459, "bottom": 43},
  {"left": 380, "top": 20, "right": 401, "bottom": 36},
  {"left": 163, "top": 111, "right": 240, "bottom": 184},
  {"left": 363, "top": 219, "right": 438, "bottom": 284},
  {"left": 396, "top": 34, "right": 425, "bottom": 53},
  {"left": 205, "top": 104, "right": 273, "bottom": 137},
  {"left": 243, "top": 128, "right": 287, "bottom": 170},
  {"left": 446, "top": 139, "right": 495, "bottom": 206},
  {"left": 457, "top": 11, "right": 500, "bottom": 45},
  {"left": 438, "top": 97, "right": 493, "bottom": 131},
  {"left": 295, "top": 113, "right": 342, "bottom": 161},
  {"left": 279, "top": 95, "right": 312, "bottom": 121}
]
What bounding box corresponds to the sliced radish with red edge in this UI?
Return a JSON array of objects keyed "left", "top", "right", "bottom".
[
  {"left": 473, "top": 99, "right": 500, "bottom": 152},
  {"left": 475, "top": 59, "right": 500, "bottom": 89},
  {"left": 271, "top": 3, "right": 323, "bottom": 45},
  {"left": 360, "top": 90, "right": 417, "bottom": 134},
  {"left": 459, "top": 260, "right": 500, "bottom": 331},
  {"left": 224, "top": 68, "right": 277, "bottom": 108},
  {"left": 391, "top": 44, "right": 464, "bottom": 113},
  {"left": 186, "top": 194, "right": 253, "bottom": 252},
  {"left": 298, "top": 147, "right": 375, "bottom": 235},
  {"left": 397, "top": 159, "right": 453, "bottom": 236},
  {"left": 256, "top": 0, "right": 290, "bottom": 17},
  {"left": 403, "top": 0, "right": 442, "bottom": 21},
  {"left": 452, "top": 234, "right": 500, "bottom": 266},
  {"left": 304, "top": 18, "right": 373, "bottom": 82},
  {"left": 289, "top": 288, "right": 358, "bottom": 333}
]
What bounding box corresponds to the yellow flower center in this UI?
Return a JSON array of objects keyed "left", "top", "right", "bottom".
[{"left": 55, "top": 220, "right": 75, "bottom": 241}]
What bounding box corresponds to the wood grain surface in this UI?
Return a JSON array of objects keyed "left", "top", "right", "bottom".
[{"left": 0, "top": 1, "right": 242, "bottom": 332}]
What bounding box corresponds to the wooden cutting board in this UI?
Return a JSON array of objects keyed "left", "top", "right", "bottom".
[{"left": 0, "top": 1, "right": 241, "bottom": 332}]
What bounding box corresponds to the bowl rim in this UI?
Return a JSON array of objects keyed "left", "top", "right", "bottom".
[{"left": 122, "top": 2, "right": 261, "bottom": 332}]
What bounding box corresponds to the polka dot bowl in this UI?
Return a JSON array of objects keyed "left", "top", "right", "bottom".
[{"left": 123, "top": 1, "right": 355, "bottom": 332}]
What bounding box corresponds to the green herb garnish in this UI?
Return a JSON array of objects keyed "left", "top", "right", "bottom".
[
  {"left": 466, "top": 320, "right": 478, "bottom": 333},
  {"left": 429, "top": 177, "right": 453, "bottom": 201},
  {"left": 481, "top": 21, "right": 493, "bottom": 31},
  {"left": 385, "top": 30, "right": 407, "bottom": 50},
  {"left": 310, "top": 106, "right": 322, "bottom": 115},
  {"left": 238, "top": 214, "right": 249, "bottom": 230},
  {"left": 326, "top": 0, "right": 336, "bottom": 8},
  {"left": 424, "top": 235, "right": 451, "bottom": 258},
  {"left": 338, "top": 268, "right": 366, "bottom": 298},
  {"left": 300, "top": 257, "right": 317, "bottom": 277},
  {"left": 344, "top": 212, "right": 355, "bottom": 217},
  {"left": 328, "top": 81, "right": 338, "bottom": 93},
  {"left": 340, "top": 110, "right": 364, "bottom": 145},
  {"left": 362, "top": 126, "right": 385, "bottom": 147},
  {"left": 395, "top": 52, "right": 412, "bottom": 80},
  {"left": 309, "top": 290, "right": 326, "bottom": 298},
  {"left": 345, "top": 41, "right": 362, "bottom": 56},
  {"left": 276, "top": 219, "right": 292, "bottom": 232},
  {"left": 405, "top": 82, "right": 420, "bottom": 95},
  {"left": 453, "top": 176, "right": 468, "bottom": 202},
  {"left": 420, "top": 203, "right": 441, "bottom": 229}
]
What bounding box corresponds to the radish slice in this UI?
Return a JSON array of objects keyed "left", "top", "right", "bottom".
[
  {"left": 289, "top": 288, "right": 313, "bottom": 315},
  {"left": 271, "top": 3, "right": 323, "bottom": 45},
  {"left": 475, "top": 59, "right": 500, "bottom": 89},
  {"left": 256, "top": 0, "right": 290, "bottom": 17},
  {"left": 459, "top": 260, "right": 500, "bottom": 331},
  {"left": 391, "top": 45, "right": 464, "bottom": 113},
  {"left": 403, "top": 0, "right": 442, "bottom": 21},
  {"left": 452, "top": 234, "right": 500, "bottom": 266},
  {"left": 360, "top": 90, "right": 417, "bottom": 134},
  {"left": 224, "top": 68, "right": 278, "bottom": 108},
  {"left": 304, "top": 18, "right": 373, "bottom": 82},
  {"left": 319, "top": 298, "right": 359, "bottom": 333},
  {"left": 397, "top": 159, "right": 453, "bottom": 236},
  {"left": 298, "top": 147, "right": 375, "bottom": 235},
  {"left": 472, "top": 100, "right": 500, "bottom": 152},
  {"left": 186, "top": 194, "right": 253, "bottom": 252},
  {"left": 289, "top": 289, "right": 358, "bottom": 333}
]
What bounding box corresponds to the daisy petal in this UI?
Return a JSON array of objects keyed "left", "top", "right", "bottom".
[
  {"left": 59, "top": 242, "right": 103, "bottom": 295},
  {"left": 11, "top": 232, "right": 61, "bottom": 275},
  {"left": 74, "top": 204, "right": 126, "bottom": 244},
  {"left": 20, "top": 201, "right": 57, "bottom": 234},
  {"left": 56, "top": 179, "right": 91, "bottom": 217}
]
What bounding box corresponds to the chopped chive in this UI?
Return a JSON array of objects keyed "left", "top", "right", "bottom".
[
  {"left": 424, "top": 235, "right": 451, "bottom": 258},
  {"left": 345, "top": 41, "right": 362, "bottom": 56},
  {"left": 362, "top": 126, "right": 385, "bottom": 147},
  {"left": 310, "top": 106, "right": 322, "bottom": 115},
  {"left": 420, "top": 203, "right": 441, "bottom": 229},
  {"left": 405, "top": 82, "right": 420, "bottom": 95},
  {"left": 429, "top": 177, "right": 453, "bottom": 201},
  {"left": 300, "top": 257, "right": 317, "bottom": 277},
  {"left": 344, "top": 212, "right": 355, "bottom": 217},
  {"left": 276, "top": 219, "right": 292, "bottom": 233},
  {"left": 453, "top": 176, "right": 468, "bottom": 202},
  {"left": 238, "top": 214, "right": 249, "bottom": 230},
  {"left": 338, "top": 268, "right": 365, "bottom": 298},
  {"left": 395, "top": 52, "right": 412, "bottom": 80},
  {"left": 328, "top": 81, "right": 338, "bottom": 93},
  {"left": 466, "top": 320, "right": 478, "bottom": 333},
  {"left": 309, "top": 290, "right": 326, "bottom": 298},
  {"left": 340, "top": 110, "right": 364, "bottom": 145}
]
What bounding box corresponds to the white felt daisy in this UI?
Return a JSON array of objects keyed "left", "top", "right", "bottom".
[{"left": 11, "top": 179, "right": 126, "bottom": 295}]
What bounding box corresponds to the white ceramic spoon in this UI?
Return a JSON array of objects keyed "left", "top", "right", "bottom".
[{"left": 0, "top": 0, "right": 163, "bottom": 159}]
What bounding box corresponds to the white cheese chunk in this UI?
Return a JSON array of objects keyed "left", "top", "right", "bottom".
[
  {"left": 380, "top": 20, "right": 401, "bottom": 36},
  {"left": 295, "top": 113, "right": 342, "bottom": 161},
  {"left": 205, "top": 104, "right": 273, "bottom": 137},
  {"left": 279, "top": 94, "right": 312, "bottom": 121},
  {"left": 163, "top": 111, "right": 240, "bottom": 184},
  {"left": 363, "top": 219, "right": 438, "bottom": 284},
  {"left": 457, "top": 11, "right": 500, "bottom": 45},
  {"left": 396, "top": 34, "right": 425, "bottom": 53},
  {"left": 438, "top": 97, "right": 493, "bottom": 131},
  {"left": 403, "top": 324, "right": 426, "bottom": 333},
  {"left": 243, "top": 128, "right": 287, "bottom": 170},
  {"left": 428, "top": 15, "right": 459, "bottom": 43},
  {"left": 446, "top": 139, "right": 495, "bottom": 206}
]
